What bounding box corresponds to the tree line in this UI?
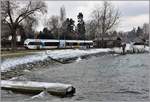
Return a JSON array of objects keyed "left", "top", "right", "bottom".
[
  {"left": 37, "top": 11, "right": 86, "bottom": 40},
  {"left": 1, "top": 1, "right": 120, "bottom": 50}
]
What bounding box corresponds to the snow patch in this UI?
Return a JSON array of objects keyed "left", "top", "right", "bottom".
[
  {"left": 112, "top": 47, "right": 122, "bottom": 54},
  {"left": 76, "top": 57, "right": 82, "bottom": 62},
  {"left": 46, "top": 48, "right": 111, "bottom": 59},
  {"left": 1, "top": 54, "right": 48, "bottom": 72},
  {"left": 9, "top": 76, "right": 28, "bottom": 81},
  {"left": 23, "top": 69, "right": 30, "bottom": 73},
  {"left": 1, "top": 47, "right": 149, "bottom": 72},
  {"left": 112, "top": 44, "right": 149, "bottom": 53},
  {"left": 31, "top": 91, "right": 50, "bottom": 99},
  {"left": 1, "top": 49, "right": 111, "bottom": 72}
]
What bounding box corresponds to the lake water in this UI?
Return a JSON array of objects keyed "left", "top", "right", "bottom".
[{"left": 1, "top": 53, "right": 150, "bottom": 102}]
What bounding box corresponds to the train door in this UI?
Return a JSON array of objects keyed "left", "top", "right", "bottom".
[{"left": 59, "top": 40, "right": 66, "bottom": 48}]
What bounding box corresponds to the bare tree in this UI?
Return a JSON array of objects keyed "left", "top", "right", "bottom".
[
  {"left": 85, "top": 20, "right": 97, "bottom": 40},
  {"left": 92, "top": 8, "right": 102, "bottom": 37},
  {"left": 46, "top": 16, "right": 60, "bottom": 39},
  {"left": 102, "top": 2, "right": 119, "bottom": 34},
  {"left": 92, "top": 1, "right": 120, "bottom": 47},
  {"left": 23, "top": 16, "right": 38, "bottom": 37},
  {"left": 1, "top": 0, "right": 47, "bottom": 50}
]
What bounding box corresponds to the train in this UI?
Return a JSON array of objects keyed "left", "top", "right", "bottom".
[{"left": 24, "top": 39, "right": 94, "bottom": 49}]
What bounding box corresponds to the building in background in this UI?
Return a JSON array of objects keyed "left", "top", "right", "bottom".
[
  {"left": 143, "top": 23, "right": 149, "bottom": 45},
  {"left": 1, "top": 21, "right": 22, "bottom": 48},
  {"left": 143, "top": 23, "right": 149, "bottom": 35},
  {"left": 1, "top": 21, "right": 10, "bottom": 40},
  {"left": 93, "top": 32, "right": 122, "bottom": 48},
  {"left": 1, "top": 21, "right": 11, "bottom": 48}
]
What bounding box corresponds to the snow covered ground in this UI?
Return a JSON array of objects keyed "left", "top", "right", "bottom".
[
  {"left": 1, "top": 45, "right": 149, "bottom": 72},
  {"left": 1, "top": 54, "right": 48, "bottom": 72},
  {"left": 113, "top": 44, "right": 149, "bottom": 53},
  {"left": 1, "top": 48, "right": 111, "bottom": 72},
  {"left": 46, "top": 48, "right": 111, "bottom": 59}
]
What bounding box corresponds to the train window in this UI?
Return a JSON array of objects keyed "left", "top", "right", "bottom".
[
  {"left": 80, "top": 42, "right": 93, "bottom": 46},
  {"left": 66, "top": 43, "right": 73, "bottom": 46},
  {"left": 28, "top": 42, "right": 42, "bottom": 45},
  {"left": 85, "top": 43, "right": 88, "bottom": 45},
  {"left": 44, "top": 42, "right": 59, "bottom": 46},
  {"left": 73, "top": 43, "right": 78, "bottom": 46},
  {"left": 80, "top": 43, "right": 85, "bottom": 46},
  {"left": 86, "top": 43, "right": 93, "bottom": 45}
]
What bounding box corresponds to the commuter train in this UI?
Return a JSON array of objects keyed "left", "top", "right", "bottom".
[{"left": 24, "top": 39, "right": 94, "bottom": 49}]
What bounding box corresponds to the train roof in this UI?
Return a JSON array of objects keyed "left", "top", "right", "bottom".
[
  {"left": 24, "top": 39, "right": 93, "bottom": 43},
  {"left": 24, "top": 39, "right": 59, "bottom": 43},
  {"left": 66, "top": 40, "right": 93, "bottom": 43}
]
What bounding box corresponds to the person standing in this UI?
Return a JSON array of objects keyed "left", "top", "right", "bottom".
[{"left": 122, "top": 43, "right": 126, "bottom": 55}]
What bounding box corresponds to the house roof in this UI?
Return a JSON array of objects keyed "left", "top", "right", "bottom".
[{"left": 133, "top": 37, "right": 144, "bottom": 43}]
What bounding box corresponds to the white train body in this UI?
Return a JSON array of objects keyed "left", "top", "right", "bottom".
[{"left": 24, "top": 39, "right": 93, "bottom": 49}]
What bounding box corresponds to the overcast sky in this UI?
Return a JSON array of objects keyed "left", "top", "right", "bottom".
[{"left": 36, "top": 1, "right": 149, "bottom": 32}]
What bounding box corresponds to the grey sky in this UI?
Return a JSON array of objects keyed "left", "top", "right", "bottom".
[{"left": 36, "top": 1, "right": 149, "bottom": 32}]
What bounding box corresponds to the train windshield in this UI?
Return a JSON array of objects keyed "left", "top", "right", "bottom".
[{"left": 28, "top": 42, "right": 42, "bottom": 45}]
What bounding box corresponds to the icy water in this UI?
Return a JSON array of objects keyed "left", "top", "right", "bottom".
[{"left": 1, "top": 54, "right": 150, "bottom": 102}]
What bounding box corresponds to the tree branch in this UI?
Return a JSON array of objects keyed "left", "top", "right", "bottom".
[
  {"left": 7, "top": 1, "right": 14, "bottom": 25},
  {"left": 17, "top": 7, "right": 42, "bottom": 24},
  {"left": 15, "top": 1, "right": 32, "bottom": 23}
]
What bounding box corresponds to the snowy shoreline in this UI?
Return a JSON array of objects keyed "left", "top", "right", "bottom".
[
  {"left": 1, "top": 48, "right": 111, "bottom": 72},
  {"left": 1, "top": 46, "right": 149, "bottom": 72}
]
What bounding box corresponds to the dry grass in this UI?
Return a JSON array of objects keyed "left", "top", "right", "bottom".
[{"left": 1, "top": 50, "right": 41, "bottom": 58}]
